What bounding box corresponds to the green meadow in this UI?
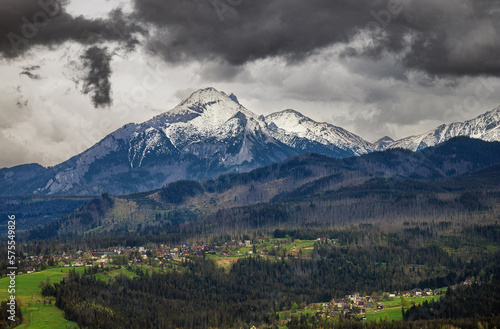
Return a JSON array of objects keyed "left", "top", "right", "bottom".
[
  {"left": 0, "top": 266, "right": 137, "bottom": 328},
  {"left": 0, "top": 267, "right": 87, "bottom": 328},
  {"left": 365, "top": 295, "right": 441, "bottom": 322}
]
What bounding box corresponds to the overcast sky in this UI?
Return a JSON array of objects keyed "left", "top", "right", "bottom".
[{"left": 1, "top": 0, "right": 500, "bottom": 168}]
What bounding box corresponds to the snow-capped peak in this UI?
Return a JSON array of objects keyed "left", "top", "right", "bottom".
[
  {"left": 385, "top": 106, "right": 500, "bottom": 151},
  {"left": 266, "top": 109, "right": 310, "bottom": 134},
  {"left": 178, "top": 87, "right": 232, "bottom": 108},
  {"left": 12, "top": 86, "right": 500, "bottom": 196},
  {"left": 265, "top": 109, "right": 374, "bottom": 156},
  {"left": 374, "top": 136, "right": 394, "bottom": 143},
  {"left": 163, "top": 87, "right": 258, "bottom": 124},
  {"left": 373, "top": 136, "right": 394, "bottom": 151}
]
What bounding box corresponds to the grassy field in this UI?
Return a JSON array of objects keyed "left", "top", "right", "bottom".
[
  {"left": 0, "top": 266, "right": 138, "bottom": 328},
  {"left": 365, "top": 295, "right": 440, "bottom": 322},
  {"left": 0, "top": 267, "right": 87, "bottom": 328},
  {"left": 365, "top": 306, "right": 403, "bottom": 321},
  {"left": 93, "top": 267, "right": 138, "bottom": 282},
  {"left": 203, "top": 239, "right": 319, "bottom": 271}
]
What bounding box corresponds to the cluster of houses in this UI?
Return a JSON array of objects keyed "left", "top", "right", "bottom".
[
  {"left": 21, "top": 240, "right": 259, "bottom": 270},
  {"left": 302, "top": 289, "right": 439, "bottom": 320}
]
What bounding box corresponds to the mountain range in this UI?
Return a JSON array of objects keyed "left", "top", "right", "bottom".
[
  {"left": 28, "top": 137, "right": 500, "bottom": 238},
  {"left": 1, "top": 87, "right": 500, "bottom": 196}
]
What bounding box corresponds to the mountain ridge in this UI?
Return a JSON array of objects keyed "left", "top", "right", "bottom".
[
  {"left": 0, "top": 88, "right": 367, "bottom": 195},
  {"left": 2, "top": 87, "right": 500, "bottom": 196},
  {"left": 385, "top": 107, "right": 500, "bottom": 151},
  {"left": 27, "top": 137, "right": 500, "bottom": 238}
]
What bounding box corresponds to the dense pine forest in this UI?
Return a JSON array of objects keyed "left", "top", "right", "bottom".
[{"left": 403, "top": 271, "right": 500, "bottom": 321}]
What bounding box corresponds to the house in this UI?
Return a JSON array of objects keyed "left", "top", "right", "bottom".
[
  {"left": 348, "top": 294, "right": 360, "bottom": 301},
  {"left": 411, "top": 288, "right": 422, "bottom": 296},
  {"left": 355, "top": 300, "right": 365, "bottom": 307},
  {"left": 96, "top": 259, "right": 107, "bottom": 266}
]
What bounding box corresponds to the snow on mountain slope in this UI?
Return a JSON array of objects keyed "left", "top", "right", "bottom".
[
  {"left": 139, "top": 88, "right": 290, "bottom": 167},
  {"left": 266, "top": 109, "right": 375, "bottom": 156},
  {"left": 13, "top": 87, "right": 500, "bottom": 196},
  {"left": 373, "top": 136, "right": 394, "bottom": 151},
  {"left": 33, "top": 88, "right": 297, "bottom": 195},
  {"left": 151, "top": 88, "right": 264, "bottom": 148},
  {"left": 386, "top": 107, "right": 500, "bottom": 151}
]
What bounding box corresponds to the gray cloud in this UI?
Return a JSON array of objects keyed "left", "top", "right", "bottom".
[
  {"left": 80, "top": 46, "right": 113, "bottom": 108},
  {"left": 4, "top": 0, "right": 498, "bottom": 80},
  {"left": 199, "top": 61, "right": 254, "bottom": 83},
  {"left": 130, "top": 0, "right": 500, "bottom": 78},
  {"left": 133, "top": 0, "right": 366, "bottom": 65},
  {"left": 0, "top": 0, "right": 144, "bottom": 58},
  {"left": 0, "top": 0, "right": 148, "bottom": 107}
]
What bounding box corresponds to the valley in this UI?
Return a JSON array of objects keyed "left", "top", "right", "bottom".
[
  {"left": 1, "top": 97, "right": 500, "bottom": 328},
  {"left": 2, "top": 0, "right": 500, "bottom": 326}
]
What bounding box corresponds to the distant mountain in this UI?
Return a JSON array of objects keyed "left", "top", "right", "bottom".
[
  {"left": 373, "top": 136, "right": 394, "bottom": 151},
  {"left": 28, "top": 137, "right": 500, "bottom": 238},
  {"left": 175, "top": 137, "right": 500, "bottom": 209},
  {"left": 2, "top": 87, "right": 500, "bottom": 196},
  {"left": 266, "top": 109, "right": 374, "bottom": 157},
  {"left": 0, "top": 88, "right": 371, "bottom": 196},
  {"left": 384, "top": 107, "right": 500, "bottom": 151}
]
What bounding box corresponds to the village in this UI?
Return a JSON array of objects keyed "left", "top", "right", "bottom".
[
  {"left": 288, "top": 288, "right": 441, "bottom": 322},
  {"left": 7, "top": 236, "right": 482, "bottom": 326},
  {"left": 20, "top": 237, "right": 319, "bottom": 272}
]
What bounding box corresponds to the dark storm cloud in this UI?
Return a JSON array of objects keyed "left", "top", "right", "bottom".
[
  {"left": 131, "top": 0, "right": 500, "bottom": 77},
  {"left": 0, "top": 0, "right": 145, "bottom": 58},
  {"left": 4, "top": 0, "right": 497, "bottom": 78},
  {"left": 80, "top": 46, "right": 112, "bottom": 108},
  {"left": 133, "top": 0, "right": 369, "bottom": 65}
]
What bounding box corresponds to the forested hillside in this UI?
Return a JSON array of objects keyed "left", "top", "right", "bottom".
[{"left": 25, "top": 138, "right": 500, "bottom": 241}]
